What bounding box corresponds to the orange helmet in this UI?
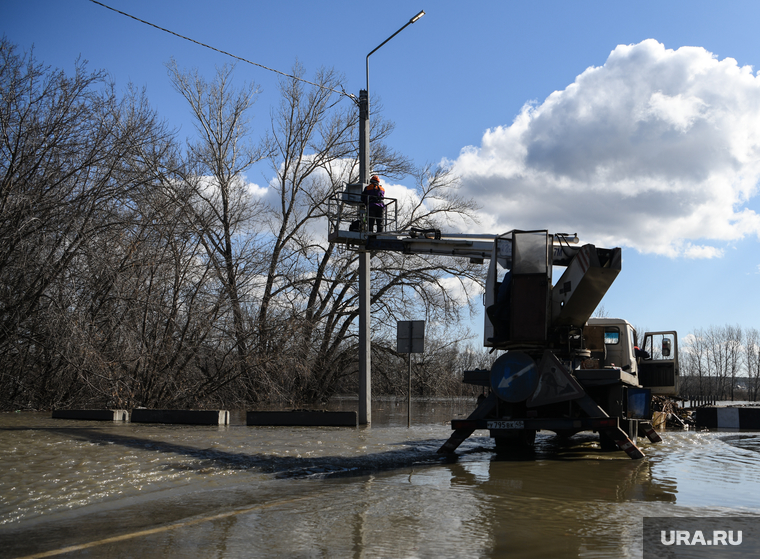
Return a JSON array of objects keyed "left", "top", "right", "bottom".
[{"left": 370, "top": 175, "right": 380, "bottom": 184}]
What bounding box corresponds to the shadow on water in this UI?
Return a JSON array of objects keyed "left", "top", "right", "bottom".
[
  {"left": 24, "top": 426, "right": 453, "bottom": 479},
  {"left": 719, "top": 433, "right": 760, "bottom": 454},
  {"left": 10, "top": 425, "right": 671, "bottom": 481}
]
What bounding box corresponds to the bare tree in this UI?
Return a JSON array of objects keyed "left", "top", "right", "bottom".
[
  {"left": 726, "top": 324, "right": 743, "bottom": 400},
  {"left": 0, "top": 39, "right": 177, "bottom": 409},
  {"left": 256, "top": 64, "right": 361, "bottom": 342},
  {"left": 745, "top": 328, "right": 760, "bottom": 401},
  {"left": 0, "top": 42, "right": 515, "bottom": 410},
  {"left": 167, "top": 60, "right": 267, "bottom": 399},
  {"left": 681, "top": 325, "right": 747, "bottom": 400},
  {"left": 704, "top": 325, "right": 743, "bottom": 400},
  {"left": 592, "top": 305, "right": 610, "bottom": 318},
  {"left": 681, "top": 333, "right": 706, "bottom": 397},
  {"left": 225, "top": 63, "right": 484, "bottom": 404}
]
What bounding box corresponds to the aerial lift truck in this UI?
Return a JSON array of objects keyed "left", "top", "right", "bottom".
[{"left": 328, "top": 188, "right": 679, "bottom": 458}]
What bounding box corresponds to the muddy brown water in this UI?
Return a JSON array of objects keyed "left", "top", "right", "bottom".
[{"left": 1, "top": 401, "right": 760, "bottom": 558}]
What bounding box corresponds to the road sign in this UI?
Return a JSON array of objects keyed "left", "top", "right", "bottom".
[{"left": 397, "top": 320, "right": 425, "bottom": 354}]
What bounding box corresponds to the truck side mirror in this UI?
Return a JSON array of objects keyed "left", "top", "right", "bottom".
[{"left": 662, "top": 338, "right": 671, "bottom": 357}]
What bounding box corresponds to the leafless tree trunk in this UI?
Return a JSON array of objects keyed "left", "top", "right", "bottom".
[
  {"left": 1, "top": 39, "right": 178, "bottom": 409},
  {"left": 682, "top": 330, "right": 707, "bottom": 397},
  {"left": 725, "top": 325, "right": 743, "bottom": 400},
  {"left": 167, "top": 60, "right": 267, "bottom": 399},
  {"left": 745, "top": 328, "right": 760, "bottom": 402},
  {"left": 256, "top": 65, "right": 360, "bottom": 343},
  {"left": 682, "top": 325, "right": 747, "bottom": 401}
]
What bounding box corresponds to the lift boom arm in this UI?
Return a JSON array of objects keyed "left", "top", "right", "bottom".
[{"left": 364, "top": 232, "right": 585, "bottom": 267}]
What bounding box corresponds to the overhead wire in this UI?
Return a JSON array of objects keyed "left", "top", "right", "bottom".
[{"left": 86, "top": 0, "right": 357, "bottom": 102}]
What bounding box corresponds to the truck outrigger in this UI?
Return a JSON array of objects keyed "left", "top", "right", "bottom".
[{"left": 328, "top": 187, "right": 679, "bottom": 459}]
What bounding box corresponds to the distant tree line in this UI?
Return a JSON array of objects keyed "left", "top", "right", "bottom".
[
  {"left": 0, "top": 39, "right": 486, "bottom": 411},
  {"left": 680, "top": 325, "right": 760, "bottom": 401}
]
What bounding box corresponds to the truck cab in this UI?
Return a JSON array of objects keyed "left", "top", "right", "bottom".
[
  {"left": 585, "top": 318, "right": 679, "bottom": 395},
  {"left": 585, "top": 318, "right": 639, "bottom": 374}
]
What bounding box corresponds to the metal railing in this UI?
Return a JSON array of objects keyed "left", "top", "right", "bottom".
[{"left": 327, "top": 187, "right": 398, "bottom": 243}]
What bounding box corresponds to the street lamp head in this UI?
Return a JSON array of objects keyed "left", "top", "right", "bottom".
[{"left": 363, "top": 9, "right": 426, "bottom": 179}]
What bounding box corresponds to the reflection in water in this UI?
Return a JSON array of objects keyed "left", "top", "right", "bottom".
[
  {"left": 446, "top": 452, "right": 678, "bottom": 558},
  {"left": 1, "top": 408, "right": 760, "bottom": 558}
]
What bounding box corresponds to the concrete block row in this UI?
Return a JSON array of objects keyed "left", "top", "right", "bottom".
[
  {"left": 52, "top": 409, "right": 229, "bottom": 425},
  {"left": 52, "top": 409, "right": 130, "bottom": 422},
  {"left": 696, "top": 406, "right": 760, "bottom": 429},
  {"left": 52, "top": 409, "right": 358, "bottom": 427}
]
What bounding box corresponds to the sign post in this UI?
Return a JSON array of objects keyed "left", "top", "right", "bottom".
[{"left": 397, "top": 320, "right": 425, "bottom": 427}]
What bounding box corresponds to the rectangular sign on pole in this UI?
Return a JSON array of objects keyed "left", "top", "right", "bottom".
[{"left": 397, "top": 320, "right": 425, "bottom": 354}]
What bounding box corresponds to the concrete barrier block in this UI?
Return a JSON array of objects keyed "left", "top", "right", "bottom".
[
  {"left": 695, "top": 407, "right": 717, "bottom": 428},
  {"left": 246, "top": 410, "right": 357, "bottom": 427},
  {"left": 52, "top": 410, "right": 129, "bottom": 421},
  {"left": 717, "top": 407, "right": 740, "bottom": 429},
  {"left": 130, "top": 409, "right": 229, "bottom": 425},
  {"left": 739, "top": 407, "right": 760, "bottom": 429}
]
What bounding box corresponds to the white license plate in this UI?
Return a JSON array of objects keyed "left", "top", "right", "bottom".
[{"left": 487, "top": 420, "right": 525, "bottom": 430}]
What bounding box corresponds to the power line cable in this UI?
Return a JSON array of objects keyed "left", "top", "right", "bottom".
[{"left": 87, "top": 0, "right": 357, "bottom": 102}]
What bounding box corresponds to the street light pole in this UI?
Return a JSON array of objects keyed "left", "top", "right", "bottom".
[{"left": 357, "top": 10, "right": 425, "bottom": 426}]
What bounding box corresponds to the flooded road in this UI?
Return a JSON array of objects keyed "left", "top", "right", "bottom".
[{"left": 2, "top": 401, "right": 760, "bottom": 558}]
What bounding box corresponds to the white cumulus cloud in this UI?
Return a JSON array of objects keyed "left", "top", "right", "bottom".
[{"left": 450, "top": 39, "right": 760, "bottom": 257}]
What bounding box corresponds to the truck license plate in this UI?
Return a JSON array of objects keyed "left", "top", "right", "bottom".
[{"left": 487, "top": 420, "right": 525, "bottom": 430}]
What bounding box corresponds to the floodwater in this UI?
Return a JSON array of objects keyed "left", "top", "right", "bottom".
[{"left": 1, "top": 401, "right": 760, "bottom": 559}]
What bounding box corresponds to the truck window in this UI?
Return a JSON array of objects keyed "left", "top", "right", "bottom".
[
  {"left": 644, "top": 333, "right": 676, "bottom": 361},
  {"left": 604, "top": 328, "right": 620, "bottom": 345}
]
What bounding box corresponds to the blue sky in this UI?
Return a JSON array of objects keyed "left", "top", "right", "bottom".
[{"left": 3, "top": 0, "right": 760, "bottom": 342}]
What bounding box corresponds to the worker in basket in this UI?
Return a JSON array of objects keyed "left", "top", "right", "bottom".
[{"left": 361, "top": 175, "right": 385, "bottom": 232}]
